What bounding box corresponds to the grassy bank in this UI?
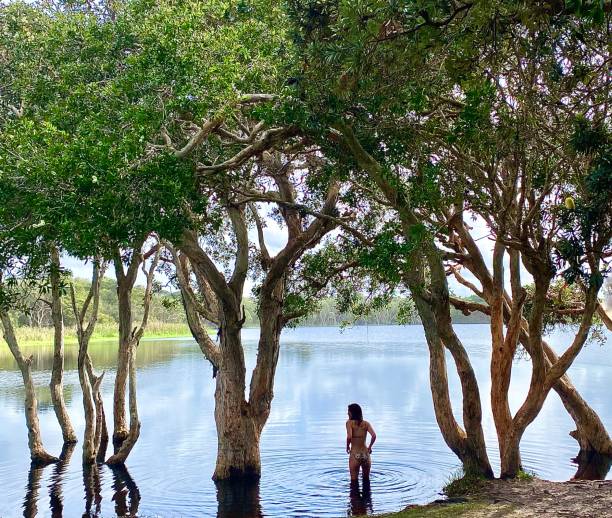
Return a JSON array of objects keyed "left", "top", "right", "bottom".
[
  {"left": 376, "top": 501, "right": 499, "bottom": 517},
  {"left": 14, "top": 322, "right": 193, "bottom": 346}
]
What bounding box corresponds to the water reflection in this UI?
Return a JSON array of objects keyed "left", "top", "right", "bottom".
[
  {"left": 348, "top": 479, "right": 373, "bottom": 516},
  {"left": 0, "top": 340, "right": 179, "bottom": 372},
  {"left": 49, "top": 443, "right": 75, "bottom": 517},
  {"left": 83, "top": 463, "right": 103, "bottom": 517},
  {"left": 23, "top": 462, "right": 44, "bottom": 518},
  {"left": 3, "top": 328, "right": 611, "bottom": 517},
  {"left": 573, "top": 451, "right": 612, "bottom": 480},
  {"left": 109, "top": 464, "right": 141, "bottom": 517},
  {"left": 216, "top": 479, "right": 263, "bottom": 518}
]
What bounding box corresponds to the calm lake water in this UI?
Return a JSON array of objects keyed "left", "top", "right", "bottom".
[{"left": 0, "top": 324, "right": 610, "bottom": 517}]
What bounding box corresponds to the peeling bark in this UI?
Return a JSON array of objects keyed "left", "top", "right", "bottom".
[
  {"left": 49, "top": 246, "right": 77, "bottom": 444},
  {"left": 71, "top": 261, "right": 107, "bottom": 464},
  {"left": 1, "top": 310, "right": 57, "bottom": 464}
]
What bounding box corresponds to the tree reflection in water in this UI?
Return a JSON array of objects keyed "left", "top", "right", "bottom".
[
  {"left": 215, "top": 479, "right": 263, "bottom": 518},
  {"left": 49, "top": 443, "right": 75, "bottom": 517},
  {"left": 23, "top": 462, "right": 44, "bottom": 518},
  {"left": 109, "top": 464, "right": 140, "bottom": 517},
  {"left": 348, "top": 479, "right": 373, "bottom": 516},
  {"left": 82, "top": 462, "right": 104, "bottom": 517},
  {"left": 572, "top": 451, "right": 612, "bottom": 481}
]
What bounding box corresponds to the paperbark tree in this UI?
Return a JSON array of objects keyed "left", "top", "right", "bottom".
[
  {"left": 107, "top": 243, "right": 160, "bottom": 465},
  {"left": 0, "top": 305, "right": 58, "bottom": 464},
  {"left": 446, "top": 216, "right": 612, "bottom": 460},
  {"left": 111, "top": 238, "right": 158, "bottom": 447},
  {"left": 336, "top": 124, "right": 493, "bottom": 477},
  {"left": 70, "top": 260, "right": 108, "bottom": 464},
  {"left": 173, "top": 153, "right": 340, "bottom": 480},
  {"left": 48, "top": 245, "right": 77, "bottom": 444}
]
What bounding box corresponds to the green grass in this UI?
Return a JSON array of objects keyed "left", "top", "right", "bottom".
[
  {"left": 374, "top": 501, "right": 497, "bottom": 517},
  {"left": 14, "top": 321, "right": 196, "bottom": 346},
  {"left": 516, "top": 469, "right": 536, "bottom": 481},
  {"left": 443, "top": 469, "right": 488, "bottom": 498}
]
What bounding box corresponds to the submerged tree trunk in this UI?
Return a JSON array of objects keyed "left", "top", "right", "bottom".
[
  {"left": 213, "top": 317, "right": 260, "bottom": 480},
  {"left": 107, "top": 343, "right": 140, "bottom": 465},
  {"left": 108, "top": 244, "right": 158, "bottom": 464},
  {"left": 49, "top": 246, "right": 77, "bottom": 444},
  {"left": 71, "top": 261, "right": 107, "bottom": 464},
  {"left": 1, "top": 310, "right": 57, "bottom": 464},
  {"left": 113, "top": 280, "right": 133, "bottom": 447},
  {"left": 79, "top": 347, "right": 97, "bottom": 464}
]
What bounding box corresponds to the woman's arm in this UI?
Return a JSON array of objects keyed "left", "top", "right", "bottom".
[
  {"left": 366, "top": 422, "right": 377, "bottom": 454},
  {"left": 346, "top": 421, "right": 352, "bottom": 454}
]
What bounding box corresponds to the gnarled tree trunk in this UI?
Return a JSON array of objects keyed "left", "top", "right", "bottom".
[
  {"left": 49, "top": 246, "right": 77, "bottom": 444},
  {"left": 1, "top": 310, "right": 57, "bottom": 464},
  {"left": 450, "top": 219, "right": 612, "bottom": 458},
  {"left": 107, "top": 343, "right": 141, "bottom": 465}
]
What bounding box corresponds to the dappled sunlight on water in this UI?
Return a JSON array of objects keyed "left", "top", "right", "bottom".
[{"left": 0, "top": 325, "right": 610, "bottom": 517}]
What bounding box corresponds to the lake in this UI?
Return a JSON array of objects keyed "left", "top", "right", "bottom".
[{"left": 0, "top": 324, "right": 610, "bottom": 517}]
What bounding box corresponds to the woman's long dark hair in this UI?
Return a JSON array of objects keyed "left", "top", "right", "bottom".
[{"left": 348, "top": 403, "right": 363, "bottom": 423}]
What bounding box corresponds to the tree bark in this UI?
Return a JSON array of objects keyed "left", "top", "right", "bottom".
[
  {"left": 1, "top": 310, "right": 57, "bottom": 464},
  {"left": 71, "top": 261, "right": 107, "bottom": 464},
  {"left": 79, "top": 346, "right": 97, "bottom": 464},
  {"left": 49, "top": 246, "right": 77, "bottom": 444},
  {"left": 107, "top": 344, "right": 141, "bottom": 465},
  {"left": 113, "top": 278, "right": 133, "bottom": 446},
  {"left": 213, "top": 319, "right": 261, "bottom": 480},
  {"left": 107, "top": 243, "right": 159, "bottom": 465},
  {"left": 422, "top": 246, "right": 492, "bottom": 478}
]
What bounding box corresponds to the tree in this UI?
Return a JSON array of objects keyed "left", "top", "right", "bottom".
[
  {"left": 287, "top": 0, "right": 611, "bottom": 478},
  {"left": 166, "top": 147, "right": 340, "bottom": 480},
  {"left": 70, "top": 260, "right": 109, "bottom": 464}
]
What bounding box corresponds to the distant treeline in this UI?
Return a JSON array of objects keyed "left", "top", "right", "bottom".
[{"left": 13, "top": 277, "right": 488, "bottom": 330}]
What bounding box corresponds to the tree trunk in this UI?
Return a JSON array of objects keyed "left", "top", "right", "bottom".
[
  {"left": 213, "top": 321, "right": 261, "bottom": 480},
  {"left": 249, "top": 280, "right": 284, "bottom": 430},
  {"left": 113, "top": 282, "right": 132, "bottom": 447},
  {"left": 499, "top": 432, "right": 523, "bottom": 479},
  {"left": 1, "top": 310, "right": 57, "bottom": 464},
  {"left": 413, "top": 294, "right": 493, "bottom": 478},
  {"left": 107, "top": 342, "right": 140, "bottom": 465},
  {"left": 79, "top": 345, "right": 97, "bottom": 464},
  {"left": 49, "top": 246, "right": 77, "bottom": 444},
  {"left": 424, "top": 245, "right": 492, "bottom": 478}
]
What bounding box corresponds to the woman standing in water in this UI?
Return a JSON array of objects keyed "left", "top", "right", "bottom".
[{"left": 346, "top": 403, "right": 377, "bottom": 481}]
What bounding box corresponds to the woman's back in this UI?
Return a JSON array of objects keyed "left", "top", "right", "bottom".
[{"left": 349, "top": 420, "right": 369, "bottom": 451}]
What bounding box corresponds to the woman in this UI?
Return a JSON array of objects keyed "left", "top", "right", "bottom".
[{"left": 346, "top": 403, "right": 376, "bottom": 481}]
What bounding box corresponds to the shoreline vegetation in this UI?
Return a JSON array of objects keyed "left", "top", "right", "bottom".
[
  {"left": 11, "top": 319, "right": 493, "bottom": 346},
  {"left": 8, "top": 276, "right": 489, "bottom": 345}
]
